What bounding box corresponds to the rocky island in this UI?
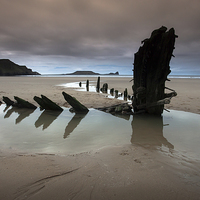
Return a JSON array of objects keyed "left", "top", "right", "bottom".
[
  {"left": 64, "top": 71, "right": 119, "bottom": 75},
  {"left": 0, "top": 59, "right": 40, "bottom": 76}
]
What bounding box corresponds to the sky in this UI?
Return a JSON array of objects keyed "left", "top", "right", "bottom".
[{"left": 0, "top": 0, "right": 200, "bottom": 75}]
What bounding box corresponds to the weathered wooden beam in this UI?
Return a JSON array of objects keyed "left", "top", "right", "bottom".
[
  {"left": 95, "top": 103, "right": 124, "bottom": 111},
  {"left": 101, "top": 83, "right": 108, "bottom": 93},
  {"left": 164, "top": 91, "right": 177, "bottom": 98},
  {"left": 14, "top": 96, "right": 37, "bottom": 109},
  {"left": 110, "top": 88, "right": 114, "bottom": 95},
  {"left": 3, "top": 96, "right": 14, "bottom": 106},
  {"left": 33, "top": 96, "right": 48, "bottom": 109},
  {"left": 41, "top": 95, "right": 63, "bottom": 111},
  {"left": 86, "top": 80, "right": 89, "bottom": 91},
  {"left": 164, "top": 108, "right": 170, "bottom": 112},
  {"left": 165, "top": 86, "right": 175, "bottom": 92},
  {"left": 129, "top": 79, "right": 134, "bottom": 82},
  {"left": 34, "top": 96, "right": 50, "bottom": 110},
  {"left": 62, "top": 92, "right": 89, "bottom": 113},
  {"left": 95, "top": 103, "right": 133, "bottom": 115},
  {"left": 34, "top": 95, "right": 63, "bottom": 111},
  {"left": 115, "top": 90, "right": 118, "bottom": 98},
  {"left": 96, "top": 76, "right": 100, "bottom": 92},
  {"left": 124, "top": 88, "right": 128, "bottom": 98},
  {"left": 136, "top": 98, "right": 171, "bottom": 110}
]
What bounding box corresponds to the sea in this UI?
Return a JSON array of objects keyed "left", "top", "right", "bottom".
[{"left": 20, "top": 74, "right": 200, "bottom": 79}]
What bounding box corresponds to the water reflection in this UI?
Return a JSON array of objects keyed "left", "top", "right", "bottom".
[
  {"left": 35, "top": 110, "right": 62, "bottom": 130},
  {"left": 111, "top": 113, "right": 130, "bottom": 121},
  {"left": 3, "top": 105, "right": 10, "bottom": 112},
  {"left": 1, "top": 103, "right": 200, "bottom": 160},
  {"left": 4, "top": 106, "right": 35, "bottom": 124},
  {"left": 64, "top": 112, "right": 88, "bottom": 138},
  {"left": 0, "top": 104, "right": 181, "bottom": 152},
  {"left": 131, "top": 114, "right": 174, "bottom": 150}
]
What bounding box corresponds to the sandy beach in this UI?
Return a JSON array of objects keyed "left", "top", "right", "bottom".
[
  {"left": 0, "top": 76, "right": 200, "bottom": 114},
  {"left": 0, "top": 76, "right": 200, "bottom": 200}
]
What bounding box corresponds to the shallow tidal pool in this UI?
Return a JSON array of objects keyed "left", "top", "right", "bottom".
[{"left": 0, "top": 104, "right": 200, "bottom": 160}]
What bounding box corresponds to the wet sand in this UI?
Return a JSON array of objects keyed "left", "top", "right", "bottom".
[
  {"left": 0, "top": 76, "right": 200, "bottom": 199},
  {"left": 1, "top": 146, "right": 200, "bottom": 200}
]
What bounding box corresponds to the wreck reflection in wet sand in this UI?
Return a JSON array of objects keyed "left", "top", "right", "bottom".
[{"left": 0, "top": 104, "right": 200, "bottom": 161}]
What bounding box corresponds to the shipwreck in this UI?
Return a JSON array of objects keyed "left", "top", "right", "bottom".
[{"left": 132, "top": 26, "right": 178, "bottom": 115}]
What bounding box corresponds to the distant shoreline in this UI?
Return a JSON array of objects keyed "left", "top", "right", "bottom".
[
  {"left": 10, "top": 74, "right": 200, "bottom": 79},
  {"left": 62, "top": 70, "right": 119, "bottom": 76}
]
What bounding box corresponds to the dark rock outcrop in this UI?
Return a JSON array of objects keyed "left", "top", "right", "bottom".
[{"left": 0, "top": 59, "right": 40, "bottom": 76}]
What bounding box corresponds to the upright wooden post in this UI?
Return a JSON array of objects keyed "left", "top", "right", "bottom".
[
  {"left": 96, "top": 76, "right": 100, "bottom": 92},
  {"left": 86, "top": 80, "right": 89, "bottom": 91}
]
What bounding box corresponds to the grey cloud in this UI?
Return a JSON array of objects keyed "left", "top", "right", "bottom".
[{"left": 0, "top": 0, "right": 200, "bottom": 74}]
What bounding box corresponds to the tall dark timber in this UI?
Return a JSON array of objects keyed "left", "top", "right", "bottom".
[{"left": 132, "top": 26, "right": 178, "bottom": 115}]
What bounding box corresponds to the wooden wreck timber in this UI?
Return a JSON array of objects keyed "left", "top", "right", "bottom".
[
  {"left": 14, "top": 96, "right": 37, "bottom": 109},
  {"left": 86, "top": 80, "right": 89, "bottom": 88},
  {"left": 96, "top": 76, "right": 100, "bottom": 92},
  {"left": 110, "top": 88, "right": 114, "bottom": 95},
  {"left": 124, "top": 88, "right": 128, "bottom": 98},
  {"left": 62, "top": 92, "right": 89, "bottom": 113},
  {"left": 34, "top": 95, "right": 63, "bottom": 111},
  {"left": 115, "top": 90, "right": 119, "bottom": 98},
  {"left": 34, "top": 96, "right": 50, "bottom": 110},
  {"left": 96, "top": 103, "right": 133, "bottom": 115},
  {"left": 132, "top": 26, "right": 178, "bottom": 115},
  {"left": 3, "top": 96, "right": 14, "bottom": 106},
  {"left": 101, "top": 83, "right": 108, "bottom": 93}
]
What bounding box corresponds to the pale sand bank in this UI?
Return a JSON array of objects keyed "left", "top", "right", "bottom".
[{"left": 0, "top": 76, "right": 200, "bottom": 199}]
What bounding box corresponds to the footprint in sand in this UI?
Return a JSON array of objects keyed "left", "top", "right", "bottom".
[
  {"left": 120, "top": 150, "right": 129, "bottom": 156},
  {"left": 134, "top": 159, "right": 141, "bottom": 163}
]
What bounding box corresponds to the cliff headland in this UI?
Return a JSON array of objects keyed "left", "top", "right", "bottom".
[{"left": 0, "top": 59, "right": 40, "bottom": 76}]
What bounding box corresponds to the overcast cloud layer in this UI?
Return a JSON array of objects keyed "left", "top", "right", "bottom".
[{"left": 0, "top": 0, "right": 200, "bottom": 74}]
